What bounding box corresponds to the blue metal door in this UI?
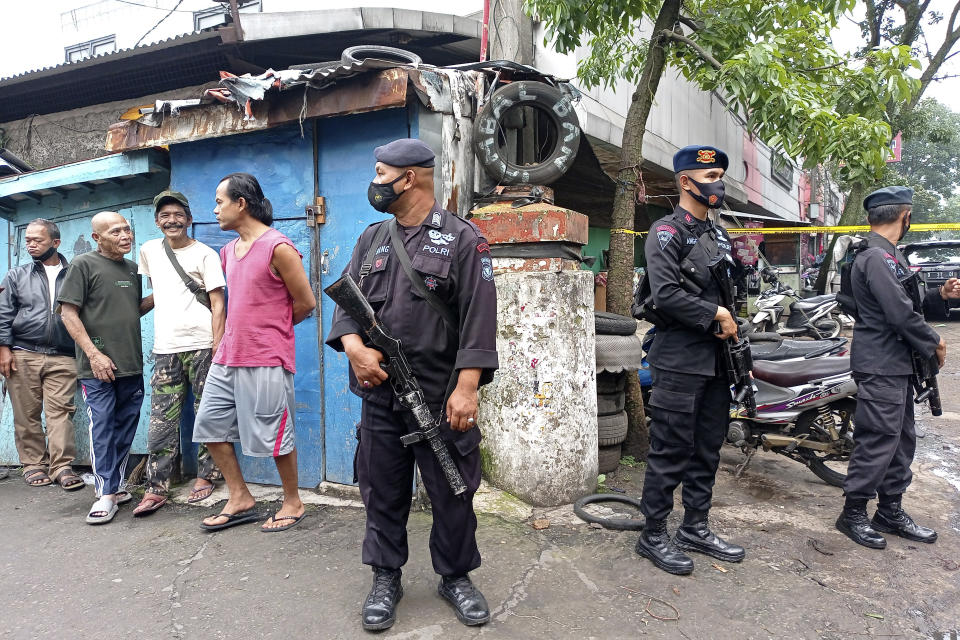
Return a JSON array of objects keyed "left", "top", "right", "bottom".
[
  {"left": 316, "top": 108, "right": 414, "bottom": 484},
  {"left": 170, "top": 126, "right": 323, "bottom": 487}
]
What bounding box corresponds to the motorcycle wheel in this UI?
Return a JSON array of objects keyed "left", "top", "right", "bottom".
[
  {"left": 794, "top": 399, "right": 855, "bottom": 487},
  {"left": 812, "top": 318, "right": 841, "bottom": 340}
]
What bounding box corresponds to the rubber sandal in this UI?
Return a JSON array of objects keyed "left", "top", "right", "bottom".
[
  {"left": 187, "top": 481, "right": 216, "bottom": 503},
  {"left": 86, "top": 497, "right": 118, "bottom": 525},
  {"left": 200, "top": 509, "right": 260, "bottom": 532},
  {"left": 54, "top": 469, "right": 85, "bottom": 491},
  {"left": 24, "top": 469, "right": 52, "bottom": 487},
  {"left": 115, "top": 491, "right": 132, "bottom": 505},
  {"left": 133, "top": 494, "right": 168, "bottom": 517},
  {"left": 260, "top": 511, "right": 308, "bottom": 533}
]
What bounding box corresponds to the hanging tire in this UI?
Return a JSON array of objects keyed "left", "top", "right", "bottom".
[
  {"left": 473, "top": 81, "right": 580, "bottom": 185},
  {"left": 341, "top": 45, "right": 422, "bottom": 66},
  {"left": 597, "top": 390, "right": 626, "bottom": 416},
  {"left": 598, "top": 444, "right": 622, "bottom": 474},
  {"left": 598, "top": 411, "right": 628, "bottom": 446},
  {"left": 594, "top": 311, "right": 638, "bottom": 336},
  {"left": 813, "top": 318, "right": 842, "bottom": 339},
  {"left": 596, "top": 371, "right": 626, "bottom": 394}
]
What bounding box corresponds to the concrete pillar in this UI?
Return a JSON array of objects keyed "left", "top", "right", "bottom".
[{"left": 472, "top": 202, "right": 597, "bottom": 506}]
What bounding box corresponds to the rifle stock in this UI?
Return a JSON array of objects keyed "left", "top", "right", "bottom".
[{"left": 324, "top": 274, "right": 468, "bottom": 495}]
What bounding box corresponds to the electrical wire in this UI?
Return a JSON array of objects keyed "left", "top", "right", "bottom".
[
  {"left": 134, "top": 0, "right": 187, "bottom": 47},
  {"left": 112, "top": 0, "right": 200, "bottom": 12}
]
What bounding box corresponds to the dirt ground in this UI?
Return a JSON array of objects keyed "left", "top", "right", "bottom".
[{"left": 1, "top": 322, "right": 958, "bottom": 639}]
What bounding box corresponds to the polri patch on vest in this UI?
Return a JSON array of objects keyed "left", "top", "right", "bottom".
[{"left": 422, "top": 244, "right": 451, "bottom": 257}]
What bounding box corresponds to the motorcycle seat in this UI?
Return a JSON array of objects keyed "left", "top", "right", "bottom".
[
  {"left": 791, "top": 294, "right": 836, "bottom": 310},
  {"left": 752, "top": 356, "right": 850, "bottom": 387},
  {"left": 750, "top": 338, "right": 844, "bottom": 361}
]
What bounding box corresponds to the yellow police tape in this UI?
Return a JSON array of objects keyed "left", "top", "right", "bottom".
[{"left": 612, "top": 223, "right": 960, "bottom": 237}]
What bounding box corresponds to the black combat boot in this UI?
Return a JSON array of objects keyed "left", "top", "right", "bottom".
[
  {"left": 835, "top": 498, "right": 886, "bottom": 549},
  {"left": 871, "top": 495, "right": 938, "bottom": 544},
  {"left": 674, "top": 510, "right": 746, "bottom": 563},
  {"left": 438, "top": 574, "right": 491, "bottom": 626},
  {"left": 635, "top": 518, "right": 695, "bottom": 575},
  {"left": 362, "top": 567, "right": 403, "bottom": 631}
]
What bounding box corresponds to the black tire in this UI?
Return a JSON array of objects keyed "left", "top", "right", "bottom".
[
  {"left": 595, "top": 334, "right": 644, "bottom": 371},
  {"left": 341, "top": 45, "right": 422, "bottom": 66},
  {"left": 594, "top": 311, "right": 638, "bottom": 336},
  {"left": 598, "top": 411, "right": 628, "bottom": 446},
  {"left": 597, "top": 390, "right": 626, "bottom": 416},
  {"left": 813, "top": 318, "right": 842, "bottom": 340},
  {"left": 795, "top": 399, "right": 855, "bottom": 487},
  {"left": 473, "top": 81, "right": 581, "bottom": 185},
  {"left": 573, "top": 493, "right": 644, "bottom": 530},
  {"left": 596, "top": 371, "right": 626, "bottom": 394},
  {"left": 598, "top": 444, "right": 622, "bottom": 473}
]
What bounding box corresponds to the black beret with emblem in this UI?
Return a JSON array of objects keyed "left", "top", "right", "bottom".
[
  {"left": 374, "top": 138, "right": 436, "bottom": 168},
  {"left": 863, "top": 185, "right": 913, "bottom": 210},
  {"left": 673, "top": 145, "right": 729, "bottom": 173}
]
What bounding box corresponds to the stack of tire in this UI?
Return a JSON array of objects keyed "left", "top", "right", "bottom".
[{"left": 594, "top": 312, "right": 643, "bottom": 473}]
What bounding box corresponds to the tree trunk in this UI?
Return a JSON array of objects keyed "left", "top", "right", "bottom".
[{"left": 607, "top": 0, "right": 682, "bottom": 460}]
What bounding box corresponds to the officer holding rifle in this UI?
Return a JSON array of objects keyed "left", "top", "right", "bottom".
[
  {"left": 837, "top": 186, "right": 960, "bottom": 549},
  {"left": 634, "top": 145, "right": 746, "bottom": 575},
  {"left": 326, "top": 139, "right": 498, "bottom": 631}
]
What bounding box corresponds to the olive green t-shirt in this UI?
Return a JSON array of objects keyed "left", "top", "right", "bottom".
[{"left": 58, "top": 251, "right": 143, "bottom": 379}]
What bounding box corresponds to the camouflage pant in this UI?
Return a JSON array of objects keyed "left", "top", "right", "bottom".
[{"left": 145, "top": 349, "right": 220, "bottom": 495}]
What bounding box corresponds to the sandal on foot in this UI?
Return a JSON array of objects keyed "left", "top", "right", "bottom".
[
  {"left": 200, "top": 509, "right": 260, "bottom": 532},
  {"left": 86, "top": 497, "right": 118, "bottom": 525},
  {"left": 24, "top": 469, "right": 52, "bottom": 487},
  {"left": 133, "top": 494, "right": 168, "bottom": 517},
  {"left": 115, "top": 491, "right": 132, "bottom": 505},
  {"left": 187, "top": 481, "right": 216, "bottom": 503},
  {"left": 260, "top": 511, "right": 308, "bottom": 533},
  {"left": 54, "top": 469, "right": 85, "bottom": 491}
]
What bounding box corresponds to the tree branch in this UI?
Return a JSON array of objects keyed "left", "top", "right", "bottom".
[
  {"left": 912, "top": 1, "right": 960, "bottom": 107},
  {"left": 792, "top": 60, "right": 846, "bottom": 73},
  {"left": 864, "top": 0, "right": 883, "bottom": 48},
  {"left": 660, "top": 29, "right": 721, "bottom": 69},
  {"left": 678, "top": 15, "right": 702, "bottom": 32}
]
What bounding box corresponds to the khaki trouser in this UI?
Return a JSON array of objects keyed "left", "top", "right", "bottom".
[{"left": 7, "top": 350, "right": 77, "bottom": 479}]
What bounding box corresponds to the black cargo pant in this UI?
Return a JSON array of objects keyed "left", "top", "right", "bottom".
[
  {"left": 356, "top": 400, "right": 482, "bottom": 577},
  {"left": 641, "top": 367, "right": 730, "bottom": 521},
  {"left": 844, "top": 374, "right": 915, "bottom": 501}
]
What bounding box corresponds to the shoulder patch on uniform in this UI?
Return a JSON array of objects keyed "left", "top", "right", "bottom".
[
  {"left": 480, "top": 255, "right": 494, "bottom": 281},
  {"left": 477, "top": 242, "right": 490, "bottom": 254},
  {"left": 882, "top": 252, "right": 898, "bottom": 274},
  {"left": 656, "top": 224, "right": 677, "bottom": 250}
]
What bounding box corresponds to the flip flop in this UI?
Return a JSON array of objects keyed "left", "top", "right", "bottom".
[
  {"left": 260, "top": 511, "right": 308, "bottom": 533},
  {"left": 24, "top": 469, "right": 52, "bottom": 487},
  {"left": 187, "top": 481, "right": 216, "bottom": 503},
  {"left": 86, "top": 497, "right": 119, "bottom": 525},
  {"left": 200, "top": 509, "right": 260, "bottom": 532},
  {"left": 54, "top": 469, "right": 85, "bottom": 491},
  {"left": 133, "top": 494, "right": 168, "bottom": 517}
]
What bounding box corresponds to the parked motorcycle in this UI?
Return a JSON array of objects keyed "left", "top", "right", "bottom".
[
  {"left": 641, "top": 328, "right": 855, "bottom": 486},
  {"left": 747, "top": 267, "right": 843, "bottom": 339}
]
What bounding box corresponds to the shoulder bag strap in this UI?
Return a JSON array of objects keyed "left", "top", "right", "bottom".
[
  {"left": 359, "top": 224, "right": 391, "bottom": 283},
  {"left": 162, "top": 239, "right": 211, "bottom": 310}
]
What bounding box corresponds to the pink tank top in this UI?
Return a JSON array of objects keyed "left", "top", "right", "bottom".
[{"left": 215, "top": 228, "right": 299, "bottom": 373}]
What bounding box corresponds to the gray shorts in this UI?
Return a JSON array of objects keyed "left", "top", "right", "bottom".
[{"left": 193, "top": 364, "right": 296, "bottom": 457}]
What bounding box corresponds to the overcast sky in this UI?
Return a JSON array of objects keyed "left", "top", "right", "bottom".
[{"left": 0, "top": 0, "right": 956, "bottom": 110}]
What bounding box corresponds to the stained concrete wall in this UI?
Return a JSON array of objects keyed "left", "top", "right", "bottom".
[
  {"left": 0, "top": 82, "right": 215, "bottom": 170},
  {"left": 478, "top": 268, "right": 598, "bottom": 506}
]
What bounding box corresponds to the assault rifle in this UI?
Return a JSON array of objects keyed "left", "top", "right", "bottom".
[
  {"left": 709, "top": 257, "right": 757, "bottom": 418},
  {"left": 902, "top": 272, "right": 943, "bottom": 416},
  {"left": 323, "top": 274, "right": 467, "bottom": 495}
]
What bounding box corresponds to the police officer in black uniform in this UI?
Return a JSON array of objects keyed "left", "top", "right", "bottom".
[
  {"left": 836, "top": 186, "right": 959, "bottom": 548},
  {"left": 635, "top": 145, "right": 746, "bottom": 575},
  {"left": 326, "top": 139, "right": 499, "bottom": 631}
]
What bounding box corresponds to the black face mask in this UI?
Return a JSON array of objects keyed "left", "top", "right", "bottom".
[
  {"left": 898, "top": 212, "right": 911, "bottom": 242},
  {"left": 35, "top": 246, "right": 57, "bottom": 262},
  {"left": 367, "top": 173, "right": 407, "bottom": 213},
  {"left": 686, "top": 177, "right": 726, "bottom": 209}
]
